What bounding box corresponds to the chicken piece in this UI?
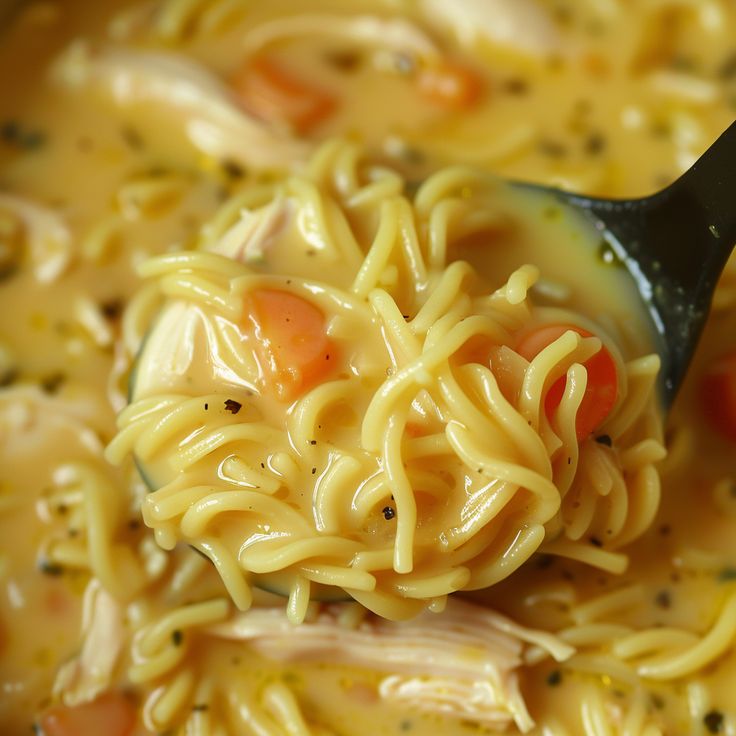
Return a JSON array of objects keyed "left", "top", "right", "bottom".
[
  {"left": 420, "top": 0, "right": 560, "bottom": 60},
  {"left": 53, "top": 579, "right": 125, "bottom": 706},
  {"left": 209, "top": 597, "right": 574, "bottom": 732},
  {"left": 0, "top": 194, "right": 72, "bottom": 283},
  {"left": 55, "top": 42, "right": 309, "bottom": 170}
]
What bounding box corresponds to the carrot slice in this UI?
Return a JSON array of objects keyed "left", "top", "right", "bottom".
[
  {"left": 417, "top": 61, "right": 483, "bottom": 110},
  {"left": 231, "top": 56, "right": 336, "bottom": 133},
  {"left": 701, "top": 351, "right": 736, "bottom": 442},
  {"left": 246, "top": 289, "right": 335, "bottom": 402},
  {"left": 39, "top": 692, "right": 136, "bottom": 736},
  {"left": 516, "top": 324, "right": 618, "bottom": 441}
]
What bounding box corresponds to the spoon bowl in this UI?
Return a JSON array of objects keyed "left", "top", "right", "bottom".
[{"left": 515, "top": 120, "right": 736, "bottom": 405}]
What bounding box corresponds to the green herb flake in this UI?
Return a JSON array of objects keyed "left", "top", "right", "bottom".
[
  {"left": 171, "top": 629, "right": 183, "bottom": 646},
  {"left": 717, "top": 567, "right": 736, "bottom": 582},
  {"left": 0, "top": 120, "right": 46, "bottom": 151}
]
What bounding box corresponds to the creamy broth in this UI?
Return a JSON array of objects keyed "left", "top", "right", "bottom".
[{"left": 0, "top": 1, "right": 735, "bottom": 735}]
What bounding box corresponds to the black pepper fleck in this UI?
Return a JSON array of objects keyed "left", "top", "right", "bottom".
[
  {"left": 39, "top": 560, "right": 64, "bottom": 576},
  {"left": 100, "top": 299, "right": 123, "bottom": 320},
  {"left": 595, "top": 434, "right": 612, "bottom": 447},
  {"left": 704, "top": 710, "right": 724, "bottom": 734},
  {"left": 504, "top": 77, "right": 529, "bottom": 95},
  {"left": 584, "top": 132, "right": 606, "bottom": 156},
  {"left": 382, "top": 506, "right": 396, "bottom": 520},
  {"left": 221, "top": 159, "right": 245, "bottom": 179},
  {"left": 224, "top": 399, "right": 242, "bottom": 414},
  {"left": 546, "top": 669, "right": 562, "bottom": 686},
  {"left": 40, "top": 372, "right": 66, "bottom": 395},
  {"left": 121, "top": 126, "right": 144, "bottom": 150},
  {"left": 654, "top": 590, "right": 672, "bottom": 609},
  {"left": 0, "top": 368, "right": 18, "bottom": 387},
  {"left": 325, "top": 48, "right": 362, "bottom": 73},
  {"left": 171, "top": 629, "right": 183, "bottom": 646},
  {"left": 650, "top": 692, "right": 665, "bottom": 710},
  {"left": 590, "top": 536, "right": 603, "bottom": 548}
]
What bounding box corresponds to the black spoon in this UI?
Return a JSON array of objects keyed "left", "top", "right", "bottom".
[{"left": 519, "top": 119, "right": 736, "bottom": 406}]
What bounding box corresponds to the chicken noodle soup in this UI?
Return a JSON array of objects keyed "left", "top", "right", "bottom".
[
  {"left": 108, "top": 146, "right": 662, "bottom": 621},
  {"left": 0, "top": 0, "right": 736, "bottom": 735}
]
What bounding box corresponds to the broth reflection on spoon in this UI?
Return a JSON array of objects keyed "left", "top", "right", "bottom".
[{"left": 514, "top": 120, "right": 736, "bottom": 406}]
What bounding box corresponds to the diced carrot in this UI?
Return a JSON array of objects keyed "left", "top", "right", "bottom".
[
  {"left": 39, "top": 692, "right": 136, "bottom": 736},
  {"left": 701, "top": 351, "right": 736, "bottom": 442},
  {"left": 417, "top": 61, "right": 483, "bottom": 110},
  {"left": 516, "top": 324, "right": 618, "bottom": 441},
  {"left": 231, "top": 56, "right": 336, "bottom": 133},
  {"left": 246, "top": 289, "right": 335, "bottom": 402}
]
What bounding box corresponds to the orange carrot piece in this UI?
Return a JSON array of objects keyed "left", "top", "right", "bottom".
[
  {"left": 701, "top": 351, "right": 736, "bottom": 442},
  {"left": 516, "top": 324, "right": 618, "bottom": 441},
  {"left": 246, "top": 289, "right": 335, "bottom": 402},
  {"left": 417, "top": 61, "right": 483, "bottom": 110},
  {"left": 231, "top": 56, "right": 336, "bottom": 133},
  {"left": 39, "top": 692, "right": 136, "bottom": 736}
]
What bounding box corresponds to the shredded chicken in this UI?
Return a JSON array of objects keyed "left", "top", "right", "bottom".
[
  {"left": 211, "top": 194, "right": 293, "bottom": 264},
  {"left": 53, "top": 580, "right": 125, "bottom": 706},
  {"left": 55, "top": 42, "right": 309, "bottom": 169},
  {"left": 209, "top": 597, "right": 574, "bottom": 732},
  {"left": 242, "top": 14, "right": 440, "bottom": 65},
  {"left": 0, "top": 386, "right": 107, "bottom": 459},
  {"left": 420, "top": 0, "right": 561, "bottom": 59},
  {"left": 0, "top": 194, "right": 72, "bottom": 283}
]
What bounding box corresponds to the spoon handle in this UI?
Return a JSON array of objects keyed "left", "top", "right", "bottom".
[
  {"left": 659, "top": 119, "right": 736, "bottom": 278},
  {"left": 570, "top": 120, "right": 736, "bottom": 401}
]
